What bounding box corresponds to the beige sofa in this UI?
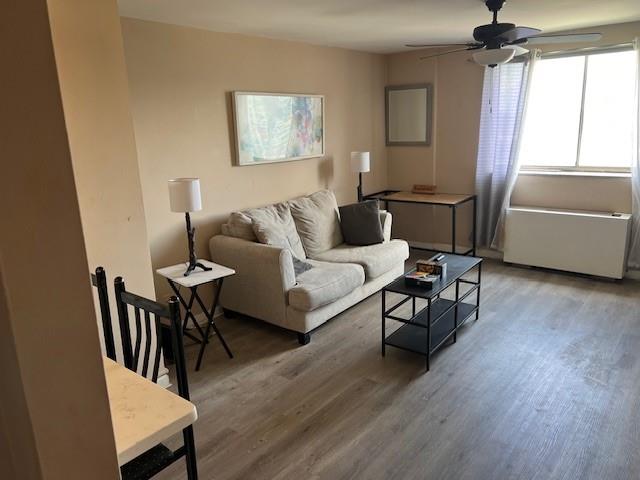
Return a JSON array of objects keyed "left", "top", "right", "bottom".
[{"left": 209, "top": 190, "right": 409, "bottom": 344}]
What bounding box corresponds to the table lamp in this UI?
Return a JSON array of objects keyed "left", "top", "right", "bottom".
[
  {"left": 351, "top": 152, "right": 370, "bottom": 202},
  {"left": 168, "top": 178, "right": 212, "bottom": 276}
]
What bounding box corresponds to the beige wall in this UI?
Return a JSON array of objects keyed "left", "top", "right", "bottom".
[
  {"left": 386, "top": 21, "right": 640, "bottom": 248},
  {"left": 48, "top": 0, "right": 157, "bottom": 363},
  {"left": 0, "top": 0, "right": 119, "bottom": 477},
  {"left": 386, "top": 46, "right": 483, "bottom": 248},
  {"left": 120, "top": 17, "right": 639, "bottom": 275},
  {"left": 512, "top": 173, "right": 632, "bottom": 213},
  {"left": 121, "top": 18, "right": 388, "bottom": 299},
  {"left": 0, "top": 273, "right": 39, "bottom": 479}
]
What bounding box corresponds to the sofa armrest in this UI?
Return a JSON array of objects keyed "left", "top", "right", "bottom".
[
  {"left": 209, "top": 235, "right": 296, "bottom": 326},
  {"left": 380, "top": 210, "right": 392, "bottom": 242}
]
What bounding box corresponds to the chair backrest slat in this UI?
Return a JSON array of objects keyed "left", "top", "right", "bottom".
[
  {"left": 91, "top": 267, "right": 117, "bottom": 361},
  {"left": 121, "top": 290, "right": 170, "bottom": 317},
  {"left": 168, "top": 299, "right": 190, "bottom": 400},
  {"left": 132, "top": 307, "right": 142, "bottom": 371},
  {"left": 152, "top": 315, "right": 163, "bottom": 383},
  {"left": 114, "top": 279, "right": 134, "bottom": 370},
  {"left": 141, "top": 311, "right": 152, "bottom": 378},
  {"left": 114, "top": 276, "right": 189, "bottom": 398}
]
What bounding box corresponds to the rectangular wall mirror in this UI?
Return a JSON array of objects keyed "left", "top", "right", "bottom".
[{"left": 385, "top": 84, "right": 433, "bottom": 146}]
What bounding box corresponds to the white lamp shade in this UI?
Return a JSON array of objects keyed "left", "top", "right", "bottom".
[
  {"left": 168, "top": 178, "right": 202, "bottom": 212},
  {"left": 472, "top": 48, "right": 515, "bottom": 67},
  {"left": 351, "top": 152, "right": 370, "bottom": 173}
]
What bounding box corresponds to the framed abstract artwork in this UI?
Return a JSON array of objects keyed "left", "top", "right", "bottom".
[{"left": 232, "top": 92, "right": 325, "bottom": 166}]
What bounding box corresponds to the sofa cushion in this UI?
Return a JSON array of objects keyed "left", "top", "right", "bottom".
[
  {"left": 339, "top": 200, "right": 384, "bottom": 246},
  {"left": 311, "top": 239, "right": 409, "bottom": 279},
  {"left": 246, "top": 203, "right": 306, "bottom": 260},
  {"left": 223, "top": 211, "right": 257, "bottom": 241},
  {"left": 288, "top": 190, "right": 343, "bottom": 257},
  {"left": 288, "top": 261, "right": 364, "bottom": 312}
]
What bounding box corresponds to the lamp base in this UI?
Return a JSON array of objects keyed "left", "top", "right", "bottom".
[
  {"left": 182, "top": 212, "right": 212, "bottom": 276},
  {"left": 184, "top": 260, "right": 212, "bottom": 277}
]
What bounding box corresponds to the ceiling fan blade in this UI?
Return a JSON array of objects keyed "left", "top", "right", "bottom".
[
  {"left": 420, "top": 46, "right": 480, "bottom": 60},
  {"left": 498, "top": 26, "right": 542, "bottom": 43},
  {"left": 524, "top": 33, "right": 602, "bottom": 45},
  {"left": 406, "top": 42, "right": 480, "bottom": 48}
]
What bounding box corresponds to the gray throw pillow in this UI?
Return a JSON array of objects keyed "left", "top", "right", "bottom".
[{"left": 338, "top": 200, "right": 384, "bottom": 246}]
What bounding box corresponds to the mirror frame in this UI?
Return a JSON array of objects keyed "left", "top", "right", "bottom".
[{"left": 385, "top": 83, "right": 433, "bottom": 146}]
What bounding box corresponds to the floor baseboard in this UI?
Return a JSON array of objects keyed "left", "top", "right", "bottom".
[
  {"left": 625, "top": 269, "right": 640, "bottom": 280},
  {"left": 190, "top": 307, "right": 224, "bottom": 328},
  {"left": 406, "top": 240, "right": 639, "bottom": 280},
  {"left": 407, "top": 240, "right": 503, "bottom": 261}
]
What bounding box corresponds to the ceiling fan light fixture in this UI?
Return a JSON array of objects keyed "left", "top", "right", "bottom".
[
  {"left": 406, "top": 0, "right": 600, "bottom": 62},
  {"left": 503, "top": 44, "right": 529, "bottom": 56},
  {"left": 472, "top": 48, "right": 515, "bottom": 67}
]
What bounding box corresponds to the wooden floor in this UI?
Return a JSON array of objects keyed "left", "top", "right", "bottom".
[{"left": 158, "top": 254, "right": 640, "bottom": 480}]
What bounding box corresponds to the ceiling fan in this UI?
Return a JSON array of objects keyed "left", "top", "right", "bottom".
[{"left": 406, "top": 0, "right": 602, "bottom": 67}]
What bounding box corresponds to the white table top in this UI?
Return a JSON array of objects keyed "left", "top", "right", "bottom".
[
  {"left": 103, "top": 357, "right": 197, "bottom": 466},
  {"left": 156, "top": 259, "right": 235, "bottom": 288}
]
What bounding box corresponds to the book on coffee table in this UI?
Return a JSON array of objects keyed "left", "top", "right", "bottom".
[{"left": 404, "top": 271, "right": 438, "bottom": 288}]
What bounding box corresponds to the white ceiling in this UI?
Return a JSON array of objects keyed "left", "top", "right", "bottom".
[{"left": 118, "top": 0, "right": 640, "bottom": 53}]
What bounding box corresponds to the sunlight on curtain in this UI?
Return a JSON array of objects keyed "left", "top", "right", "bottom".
[
  {"left": 474, "top": 52, "right": 538, "bottom": 250},
  {"left": 628, "top": 38, "right": 640, "bottom": 268}
]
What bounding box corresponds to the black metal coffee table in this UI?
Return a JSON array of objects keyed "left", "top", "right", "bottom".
[{"left": 381, "top": 253, "right": 482, "bottom": 371}]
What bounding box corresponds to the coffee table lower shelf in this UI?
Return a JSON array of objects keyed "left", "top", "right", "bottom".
[{"left": 384, "top": 299, "right": 477, "bottom": 358}]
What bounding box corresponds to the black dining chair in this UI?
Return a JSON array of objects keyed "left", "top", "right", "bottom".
[
  {"left": 114, "top": 276, "right": 198, "bottom": 480},
  {"left": 91, "top": 267, "right": 117, "bottom": 361}
]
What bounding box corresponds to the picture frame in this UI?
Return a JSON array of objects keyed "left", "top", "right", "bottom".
[
  {"left": 385, "top": 84, "right": 433, "bottom": 146},
  {"left": 232, "top": 91, "right": 325, "bottom": 166}
]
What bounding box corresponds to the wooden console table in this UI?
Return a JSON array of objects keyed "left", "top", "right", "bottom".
[{"left": 364, "top": 190, "right": 477, "bottom": 256}]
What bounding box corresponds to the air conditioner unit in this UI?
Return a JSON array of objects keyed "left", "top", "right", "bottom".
[{"left": 504, "top": 207, "right": 631, "bottom": 279}]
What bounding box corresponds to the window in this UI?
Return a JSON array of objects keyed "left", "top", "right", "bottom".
[{"left": 519, "top": 49, "right": 637, "bottom": 172}]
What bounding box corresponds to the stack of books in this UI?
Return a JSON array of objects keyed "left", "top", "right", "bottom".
[
  {"left": 403, "top": 253, "right": 448, "bottom": 288},
  {"left": 416, "top": 256, "right": 447, "bottom": 278},
  {"left": 404, "top": 271, "right": 439, "bottom": 287}
]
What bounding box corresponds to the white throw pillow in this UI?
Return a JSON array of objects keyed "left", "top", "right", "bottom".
[
  {"left": 247, "top": 203, "right": 307, "bottom": 260},
  {"left": 288, "top": 190, "right": 343, "bottom": 257},
  {"left": 224, "top": 211, "right": 257, "bottom": 241}
]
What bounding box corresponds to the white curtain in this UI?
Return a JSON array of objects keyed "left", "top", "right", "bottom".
[
  {"left": 628, "top": 38, "right": 640, "bottom": 268},
  {"left": 475, "top": 51, "right": 538, "bottom": 250}
]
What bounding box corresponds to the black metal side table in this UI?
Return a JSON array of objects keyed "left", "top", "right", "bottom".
[
  {"left": 382, "top": 253, "right": 482, "bottom": 371},
  {"left": 156, "top": 260, "right": 235, "bottom": 371}
]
